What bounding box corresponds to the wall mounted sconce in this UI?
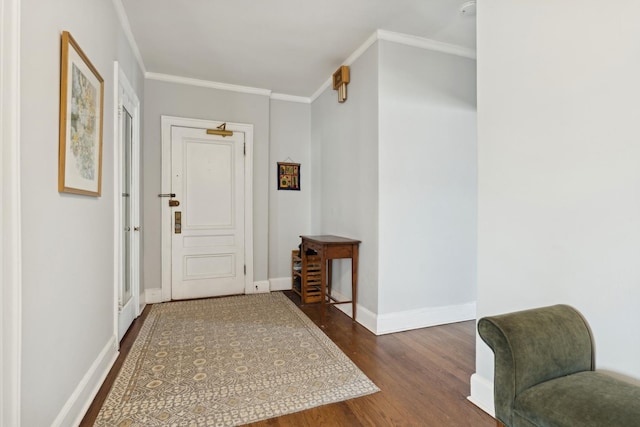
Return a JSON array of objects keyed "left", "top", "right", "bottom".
[{"left": 332, "top": 65, "right": 350, "bottom": 103}]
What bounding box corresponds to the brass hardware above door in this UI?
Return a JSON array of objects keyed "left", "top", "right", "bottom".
[{"left": 206, "top": 122, "right": 233, "bottom": 137}]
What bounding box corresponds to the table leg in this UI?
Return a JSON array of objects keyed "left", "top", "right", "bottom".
[
  {"left": 301, "top": 242, "right": 307, "bottom": 305},
  {"left": 327, "top": 259, "right": 333, "bottom": 300},
  {"left": 319, "top": 250, "right": 326, "bottom": 327},
  {"left": 351, "top": 244, "right": 358, "bottom": 321}
]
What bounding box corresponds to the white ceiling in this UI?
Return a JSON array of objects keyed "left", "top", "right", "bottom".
[{"left": 120, "top": 0, "right": 476, "bottom": 98}]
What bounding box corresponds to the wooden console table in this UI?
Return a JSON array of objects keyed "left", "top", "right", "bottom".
[{"left": 300, "top": 235, "right": 361, "bottom": 321}]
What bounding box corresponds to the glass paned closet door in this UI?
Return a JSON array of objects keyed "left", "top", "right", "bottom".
[{"left": 120, "top": 106, "right": 133, "bottom": 308}]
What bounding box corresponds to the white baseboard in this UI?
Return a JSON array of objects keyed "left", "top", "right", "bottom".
[
  {"left": 468, "top": 373, "right": 495, "bottom": 417},
  {"left": 265, "top": 280, "right": 376, "bottom": 332},
  {"left": 327, "top": 289, "right": 377, "bottom": 333},
  {"left": 145, "top": 288, "right": 163, "bottom": 304},
  {"left": 269, "top": 277, "right": 292, "bottom": 292},
  {"left": 329, "top": 291, "right": 476, "bottom": 336},
  {"left": 52, "top": 336, "right": 119, "bottom": 427},
  {"left": 353, "top": 305, "right": 378, "bottom": 333},
  {"left": 246, "top": 280, "right": 270, "bottom": 294},
  {"left": 376, "top": 302, "right": 476, "bottom": 335}
]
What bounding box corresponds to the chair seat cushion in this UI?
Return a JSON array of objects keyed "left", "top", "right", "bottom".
[{"left": 513, "top": 371, "right": 640, "bottom": 427}]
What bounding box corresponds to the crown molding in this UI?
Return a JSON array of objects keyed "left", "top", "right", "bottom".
[
  {"left": 111, "top": 0, "right": 146, "bottom": 74},
  {"left": 377, "top": 29, "right": 476, "bottom": 60},
  {"left": 310, "top": 30, "right": 476, "bottom": 102},
  {"left": 309, "top": 78, "right": 332, "bottom": 103},
  {"left": 108, "top": 4, "right": 476, "bottom": 102},
  {"left": 138, "top": 29, "right": 475, "bottom": 102},
  {"left": 270, "top": 93, "right": 311, "bottom": 104},
  {"left": 146, "top": 72, "right": 272, "bottom": 97}
]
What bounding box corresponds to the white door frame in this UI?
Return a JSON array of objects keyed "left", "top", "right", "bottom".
[
  {"left": 160, "top": 116, "right": 254, "bottom": 301},
  {"left": 113, "top": 62, "right": 141, "bottom": 343},
  {"left": 1, "top": 0, "right": 22, "bottom": 424}
]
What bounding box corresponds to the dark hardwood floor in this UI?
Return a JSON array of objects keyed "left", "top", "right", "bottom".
[{"left": 81, "top": 291, "right": 495, "bottom": 426}]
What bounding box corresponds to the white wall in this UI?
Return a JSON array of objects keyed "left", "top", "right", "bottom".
[
  {"left": 310, "top": 39, "right": 477, "bottom": 334},
  {"left": 311, "top": 42, "right": 380, "bottom": 318},
  {"left": 378, "top": 41, "right": 477, "bottom": 318},
  {"left": 268, "top": 100, "right": 311, "bottom": 283},
  {"left": 20, "top": 0, "right": 144, "bottom": 424},
  {"left": 142, "top": 79, "right": 270, "bottom": 293},
  {"left": 472, "top": 0, "right": 640, "bottom": 413}
]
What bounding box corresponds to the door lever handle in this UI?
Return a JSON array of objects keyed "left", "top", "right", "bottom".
[{"left": 158, "top": 193, "right": 176, "bottom": 198}]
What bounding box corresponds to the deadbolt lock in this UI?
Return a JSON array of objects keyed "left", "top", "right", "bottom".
[{"left": 169, "top": 199, "right": 180, "bottom": 207}]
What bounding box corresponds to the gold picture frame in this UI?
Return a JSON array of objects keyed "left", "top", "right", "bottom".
[{"left": 58, "top": 31, "right": 104, "bottom": 196}]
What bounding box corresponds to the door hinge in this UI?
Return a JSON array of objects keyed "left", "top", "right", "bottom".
[
  {"left": 244, "top": 264, "right": 246, "bottom": 275},
  {"left": 243, "top": 143, "right": 246, "bottom": 156}
]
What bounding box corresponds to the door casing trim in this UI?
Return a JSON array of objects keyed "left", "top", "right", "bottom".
[
  {"left": 160, "top": 116, "right": 254, "bottom": 301},
  {"left": 1, "top": 0, "right": 22, "bottom": 424}
]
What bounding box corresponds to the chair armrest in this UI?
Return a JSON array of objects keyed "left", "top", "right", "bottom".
[{"left": 478, "top": 304, "right": 594, "bottom": 426}]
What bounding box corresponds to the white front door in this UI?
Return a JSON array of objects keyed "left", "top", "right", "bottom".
[{"left": 170, "top": 126, "right": 246, "bottom": 299}]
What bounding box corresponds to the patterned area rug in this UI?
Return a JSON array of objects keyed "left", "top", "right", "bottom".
[{"left": 95, "top": 292, "right": 379, "bottom": 426}]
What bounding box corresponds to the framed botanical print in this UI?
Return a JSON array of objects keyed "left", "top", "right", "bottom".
[{"left": 58, "top": 31, "right": 104, "bottom": 196}]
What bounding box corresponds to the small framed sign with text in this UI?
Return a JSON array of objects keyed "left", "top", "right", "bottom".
[{"left": 277, "top": 162, "right": 300, "bottom": 191}]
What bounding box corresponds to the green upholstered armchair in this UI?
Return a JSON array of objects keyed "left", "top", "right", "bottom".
[{"left": 478, "top": 305, "right": 640, "bottom": 427}]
